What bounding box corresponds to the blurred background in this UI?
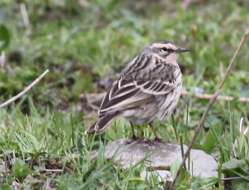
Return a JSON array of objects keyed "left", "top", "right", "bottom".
[{"left": 0, "top": 0, "right": 249, "bottom": 189}]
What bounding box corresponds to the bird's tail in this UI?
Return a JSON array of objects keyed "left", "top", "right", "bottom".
[{"left": 85, "top": 112, "right": 119, "bottom": 134}]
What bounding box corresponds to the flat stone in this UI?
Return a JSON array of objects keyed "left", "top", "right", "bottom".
[{"left": 93, "top": 139, "right": 217, "bottom": 180}]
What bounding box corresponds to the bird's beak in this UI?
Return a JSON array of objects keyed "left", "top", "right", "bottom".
[{"left": 175, "top": 47, "right": 191, "bottom": 53}]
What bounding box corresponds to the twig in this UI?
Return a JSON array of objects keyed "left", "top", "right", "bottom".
[
  {"left": 20, "top": 3, "right": 31, "bottom": 35},
  {"left": 165, "top": 28, "right": 249, "bottom": 190},
  {"left": 39, "top": 169, "right": 64, "bottom": 173},
  {"left": 20, "top": 3, "right": 30, "bottom": 29},
  {"left": 0, "top": 69, "right": 49, "bottom": 108},
  {"left": 0, "top": 51, "right": 6, "bottom": 68},
  {"left": 181, "top": 90, "right": 249, "bottom": 103},
  {"left": 221, "top": 176, "right": 248, "bottom": 181}
]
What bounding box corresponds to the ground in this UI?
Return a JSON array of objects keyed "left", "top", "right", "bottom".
[{"left": 0, "top": 0, "right": 249, "bottom": 189}]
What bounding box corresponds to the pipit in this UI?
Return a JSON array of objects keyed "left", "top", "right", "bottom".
[{"left": 86, "top": 41, "right": 189, "bottom": 139}]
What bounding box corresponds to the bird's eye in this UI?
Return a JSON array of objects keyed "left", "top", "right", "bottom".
[
  {"left": 161, "top": 47, "right": 174, "bottom": 53},
  {"left": 160, "top": 48, "right": 167, "bottom": 53}
]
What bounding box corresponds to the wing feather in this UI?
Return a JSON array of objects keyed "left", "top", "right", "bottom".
[
  {"left": 99, "top": 80, "right": 141, "bottom": 116},
  {"left": 136, "top": 80, "right": 175, "bottom": 95}
]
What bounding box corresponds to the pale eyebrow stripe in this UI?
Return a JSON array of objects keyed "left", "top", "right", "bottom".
[{"left": 151, "top": 43, "right": 177, "bottom": 50}]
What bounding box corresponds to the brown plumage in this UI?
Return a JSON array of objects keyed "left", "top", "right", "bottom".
[{"left": 86, "top": 41, "right": 189, "bottom": 137}]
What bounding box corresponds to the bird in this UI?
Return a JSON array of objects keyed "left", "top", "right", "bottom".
[{"left": 86, "top": 41, "right": 189, "bottom": 139}]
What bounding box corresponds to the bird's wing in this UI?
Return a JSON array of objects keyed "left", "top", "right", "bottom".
[
  {"left": 99, "top": 56, "right": 179, "bottom": 115},
  {"left": 99, "top": 79, "right": 146, "bottom": 116},
  {"left": 121, "top": 54, "right": 179, "bottom": 95}
]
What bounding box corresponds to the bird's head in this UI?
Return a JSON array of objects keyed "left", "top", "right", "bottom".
[{"left": 147, "top": 41, "right": 190, "bottom": 63}]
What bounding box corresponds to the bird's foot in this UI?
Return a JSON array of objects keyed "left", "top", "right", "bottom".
[
  {"left": 132, "top": 134, "right": 139, "bottom": 140},
  {"left": 154, "top": 136, "right": 163, "bottom": 143}
]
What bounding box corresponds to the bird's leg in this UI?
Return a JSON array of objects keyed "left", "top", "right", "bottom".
[
  {"left": 149, "top": 122, "right": 162, "bottom": 142},
  {"left": 130, "top": 122, "right": 138, "bottom": 140},
  {"left": 124, "top": 122, "right": 139, "bottom": 144}
]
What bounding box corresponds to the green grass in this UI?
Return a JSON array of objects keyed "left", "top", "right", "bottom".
[{"left": 0, "top": 0, "right": 249, "bottom": 189}]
